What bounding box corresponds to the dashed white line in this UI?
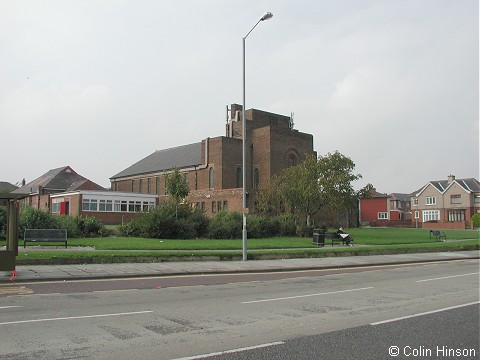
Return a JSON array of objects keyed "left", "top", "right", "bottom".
[
  {"left": 371, "top": 301, "right": 480, "bottom": 325},
  {"left": 0, "top": 306, "right": 22, "bottom": 310},
  {"left": 173, "top": 341, "right": 285, "bottom": 360},
  {"left": 0, "top": 310, "right": 153, "bottom": 326},
  {"left": 416, "top": 272, "right": 479, "bottom": 282},
  {"left": 242, "top": 287, "right": 374, "bottom": 304}
]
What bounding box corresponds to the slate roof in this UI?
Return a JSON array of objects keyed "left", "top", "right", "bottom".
[
  {"left": 0, "top": 182, "right": 17, "bottom": 193},
  {"left": 389, "top": 193, "right": 410, "bottom": 202},
  {"left": 415, "top": 177, "right": 480, "bottom": 196},
  {"left": 111, "top": 142, "right": 203, "bottom": 179},
  {"left": 12, "top": 166, "right": 105, "bottom": 194}
]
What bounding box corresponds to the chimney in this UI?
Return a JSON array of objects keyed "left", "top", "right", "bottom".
[{"left": 447, "top": 174, "right": 455, "bottom": 183}]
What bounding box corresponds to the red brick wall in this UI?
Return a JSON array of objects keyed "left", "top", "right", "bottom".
[{"left": 360, "top": 197, "right": 388, "bottom": 222}]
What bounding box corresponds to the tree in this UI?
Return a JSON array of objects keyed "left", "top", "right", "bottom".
[
  {"left": 164, "top": 167, "right": 190, "bottom": 218},
  {"left": 257, "top": 151, "right": 371, "bottom": 227}
]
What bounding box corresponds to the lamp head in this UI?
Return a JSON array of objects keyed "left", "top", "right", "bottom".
[{"left": 261, "top": 12, "right": 273, "bottom": 21}]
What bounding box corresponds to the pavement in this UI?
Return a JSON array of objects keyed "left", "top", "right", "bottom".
[{"left": 0, "top": 250, "right": 478, "bottom": 283}]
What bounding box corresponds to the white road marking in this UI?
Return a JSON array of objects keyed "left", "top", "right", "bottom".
[
  {"left": 416, "top": 272, "right": 479, "bottom": 282},
  {"left": 0, "top": 310, "right": 153, "bottom": 326},
  {"left": 242, "top": 287, "right": 374, "bottom": 304},
  {"left": 370, "top": 301, "right": 480, "bottom": 326},
  {"left": 173, "top": 341, "right": 285, "bottom": 360},
  {"left": 0, "top": 306, "right": 22, "bottom": 309}
]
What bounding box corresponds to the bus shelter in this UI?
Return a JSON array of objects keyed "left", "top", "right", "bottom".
[{"left": 0, "top": 193, "right": 27, "bottom": 271}]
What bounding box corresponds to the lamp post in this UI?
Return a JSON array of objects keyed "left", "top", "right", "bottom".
[{"left": 242, "top": 12, "right": 273, "bottom": 261}]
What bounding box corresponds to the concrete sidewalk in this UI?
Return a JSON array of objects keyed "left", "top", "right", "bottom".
[{"left": 1, "top": 251, "right": 478, "bottom": 283}]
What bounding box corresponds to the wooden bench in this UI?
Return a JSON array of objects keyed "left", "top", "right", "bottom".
[
  {"left": 430, "top": 230, "right": 446, "bottom": 241},
  {"left": 24, "top": 229, "right": 68, "bottom": 248},
  {"left": 325, "top": 232, "right": 352, "bottom": 246}
]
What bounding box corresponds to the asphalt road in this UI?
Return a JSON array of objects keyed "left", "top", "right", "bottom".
[{"left": 0, "top": 259, "right": 478, "bottom": 360}]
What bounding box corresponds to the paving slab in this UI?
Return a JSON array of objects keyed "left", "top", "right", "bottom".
[{"left": 0, "top": 251, "right": 478, "bottom": 283}]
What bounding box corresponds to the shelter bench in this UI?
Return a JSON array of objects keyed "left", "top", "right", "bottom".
[
  {"left": 24, "top": 229, "right": 68, "bottom": 248},
  {"left": 430, "top": 230, "right": 446, "bottom": 241}
]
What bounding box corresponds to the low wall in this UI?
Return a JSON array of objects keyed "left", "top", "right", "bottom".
[{"left": 421, "top": 221, "right": 466, "bottom": 230}]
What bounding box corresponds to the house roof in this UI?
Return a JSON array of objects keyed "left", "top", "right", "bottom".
[
  {"left": 415, "top": 177, "right": 480, "bottom": 196},
  {"left": 0, "top": 181, "right": 17, "bottom": 193},
  {"left": 389, "top": 193, "right": 410, "bottom": 201},
  {"left": 110, "top": 142, "right": 203, "bottom": 179},
  {"left": 12, "top": 166, "right": 105, "bottom": 194}
]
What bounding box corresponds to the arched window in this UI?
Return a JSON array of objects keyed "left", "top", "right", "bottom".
[
  {"left": 236, "top": 167, "right": 242, "bottom": 188},
  {"left": 209, "top": 167, "right": 214, "bottom": 189},
  {"left": 254, "top": 168, "right": 259, "bottom": 189},
  {"left": 288, "top": 154, "right": 298, "bottom": 167}
]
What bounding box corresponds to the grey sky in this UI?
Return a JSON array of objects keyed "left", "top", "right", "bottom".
[{"left": 1, "top": 0, "right": 478, "bottom": 194}]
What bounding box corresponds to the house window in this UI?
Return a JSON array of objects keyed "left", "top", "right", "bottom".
[
  {"left": 422, "top": 210, "right": 440, "bottom": 222},
  {"left": 82, "top": 199, "right": 97, "bottom": 211},
  {"left": 425, "top": 196, "right": 436, "bottom": 205},
  {"left": 236, "top": 167, "right": 242, "bottom": 188},
  {"left": 448, "top": 210, "right": 465, "bottom": 222},
  {"left": 147, "top": 178, "right": 151, "bottom": 193},
  {"left": 378, "top": 212, "right": 388, "bottom": 219},
  {"left": 450, "top": 194, "right": 461, "bottom": 204},
  {"left": 139, "top": 179, "right": 143, "bottom": 193},
  {"left": 89, "top": 200, "right": 97, "bottom": 211},
  {"left": 414, "top": 211, "right": 419, "bottom": 219},
  {"left": 223, "top": 201, "right": 228, "bottom": 211},
  {"left": 51, "top": 203, "right": 61, "bottom": 214},
  {"left": 155, "top": 177, "right": 159, "bottom": 194},
  {"left": 212, "top": 201, "right": 217, "bottom": 213},
  {"left": 209, "top": 168, "right": 214, "bottom": 189},
  {"left": 131, "top": 180, "right": 135, "bottom": 192},
  {"left": 412, "top": 198, "right": 418, "bottom": 206},
  {"left": 474, "top": 195, "right": 480, "bottom": 203}
]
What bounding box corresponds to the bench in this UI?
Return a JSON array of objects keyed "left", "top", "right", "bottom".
[
  {"left": 325, "top": 232, "right": 352, "bottom": 246},
  {"left": 430, "top": 230, "right": 446, "bottom": 241},
  {"left": 24, "top": 229, "right": 68, "bottom": 248}
]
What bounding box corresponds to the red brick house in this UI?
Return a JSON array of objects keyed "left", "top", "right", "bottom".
[
  {"left": 410, "top": 175, "right": 480, "bottom": 229},
  {"left": 110, "top": 104, "right": 316, "bottom": 216},
  {"left": 359, "top": 189, "right": 390, "bottom": 225},
  {"left": 13, "top": 166, "right": 106, "bottom": 213},
  {"left": 359, "top": 189, "right": 411, "bottom": 226}
]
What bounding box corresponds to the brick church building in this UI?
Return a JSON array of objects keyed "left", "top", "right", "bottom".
[{"left": 110, "top": 104, "right": 316, "bottom": 216}]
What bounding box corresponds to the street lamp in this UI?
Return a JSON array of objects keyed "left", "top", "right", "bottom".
[{"left": 242, "top": 12, "right": 273, "bottom": 261}]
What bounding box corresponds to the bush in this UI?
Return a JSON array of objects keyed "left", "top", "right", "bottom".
[
  {"left": 208, "top": 212, "right": 242, "bottom": 239},
  {"left": 247, "top": 214, "right": 280, "bottom": 238},
  {"left": 277, "top": 215, "right": 298, "bottom": 237},
  {"left": 20, "top": 207, "right": 59, "bottom": 235},
  {"left": 119, "top": 203, "right": 210, "bottom": 239},
  {"left": 19, "top": 207, "right": 107, "bottom": 238},
  {"left": 470, "top": 213, "right": 480, "bottom": 228}
]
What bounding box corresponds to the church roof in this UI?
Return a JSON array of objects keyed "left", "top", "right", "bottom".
[{"left": 110, "top": 142, "right": 203, "bottom": 179}]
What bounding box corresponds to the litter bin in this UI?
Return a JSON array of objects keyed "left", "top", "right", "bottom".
[{"left": 313, "top": 228, "right": 325, "bottom": 247}]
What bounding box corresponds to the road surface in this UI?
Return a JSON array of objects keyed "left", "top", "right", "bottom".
[{"left": 0, "top": 259, "right": 478, "bottom": 359}]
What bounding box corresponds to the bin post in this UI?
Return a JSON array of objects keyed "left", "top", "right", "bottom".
[{"left": 313, "top": 228, "right": 325, "bottom": 247}]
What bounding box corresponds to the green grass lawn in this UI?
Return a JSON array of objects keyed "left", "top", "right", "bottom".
[
  {"left": 2, "top": 228, "right": 478, "bottom": 263},
  {"left": 2, "top": 228, "right": 478, "bottom": 250}
]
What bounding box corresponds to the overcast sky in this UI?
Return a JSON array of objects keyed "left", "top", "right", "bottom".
[{"left": 1, "top": 0, "right": 478, "bottom": 194}]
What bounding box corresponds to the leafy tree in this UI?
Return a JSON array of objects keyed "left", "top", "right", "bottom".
[
  {"left": 164, "top": 167, "right": 190, "bottom": 218},
  {"left": 257, "top": 151, "right": 371, "bottom": 227}
]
